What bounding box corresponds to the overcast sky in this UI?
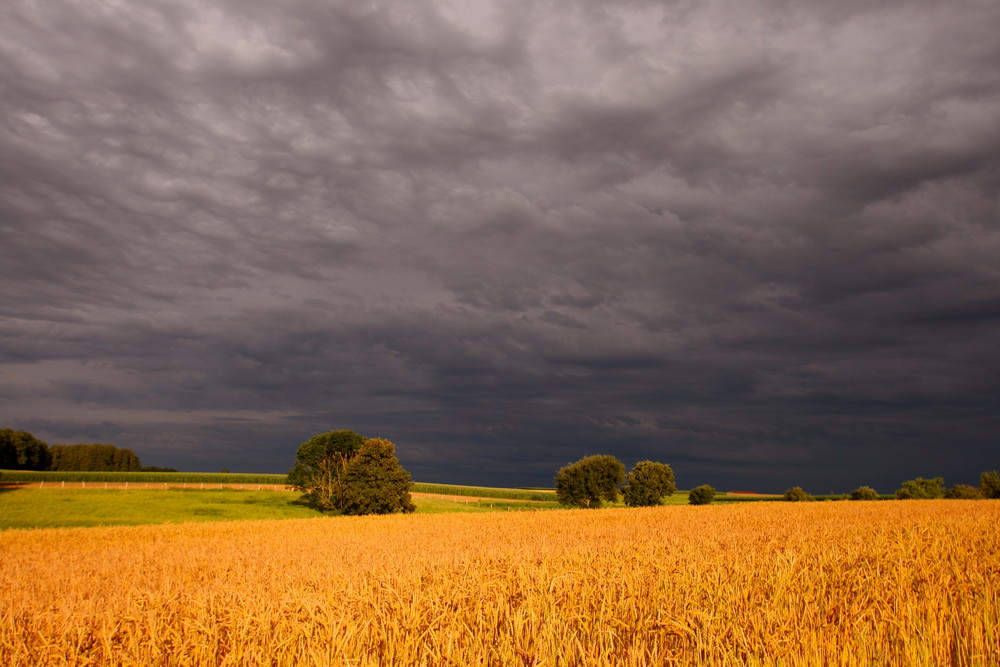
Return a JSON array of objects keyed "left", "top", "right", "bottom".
[{"left": 2, "top": 0, "right": 998, "bottom": 493}]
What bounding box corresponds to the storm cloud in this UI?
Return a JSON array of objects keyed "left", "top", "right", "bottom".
[{"left": 2, "top": 0, "right": 999, "bottom": 492}]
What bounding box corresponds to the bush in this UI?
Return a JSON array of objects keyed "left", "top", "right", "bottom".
[
  {"left": 622, "top": 461, "right": 676, "bottom": 507},
  {"left": 688, "top": 485, "right": 716, "bottom": 505},
  {"left": 849, "top": 486, "right": 880, "bottom": 501},
  {"left": 980, "top": 470, "right": 1000, "bottom": 499},
  {"left": 895, "top": 477, "right": 945, "bottom": 500},
  {"left": 783, "top": 487, "right": 813, "bottom": 502},
  {"left": 945, "top": 484, "right": 984, "bottom": 499},
  {"left": 554, "top": 455, "right": 625, "bottom": 508}
]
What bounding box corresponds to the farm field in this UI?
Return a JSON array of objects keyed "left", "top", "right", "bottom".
[{"left": 2, "top": 501, "right": 997, "bottom": 665}]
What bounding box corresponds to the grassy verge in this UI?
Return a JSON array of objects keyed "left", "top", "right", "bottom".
[
  {"left": 0, "top": 488, "right": 316, "bottom": 529},
  {"left": 0, "top": 487, "right": 563, "bottom": 530}
]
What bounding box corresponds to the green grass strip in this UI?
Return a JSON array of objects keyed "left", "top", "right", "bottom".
[
  {"left": 0, "top": 470, "right": 288, "bottom": 484},
  {"left": 412, "top": 483, "right": 556, "bottom": 501}
]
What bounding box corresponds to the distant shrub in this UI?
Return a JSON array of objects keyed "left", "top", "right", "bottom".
[
  {"left": 688, "top": 485, "right": 716, "bottom": 505},
  {"left": 895, "top": 477, "right": 945, "bottom": 500},
  {"left": 945, "top": 484, "right": 984, "bottom": 500},
  {"left": 783, "top": 487, "right": 813, "bottom": 502},
  {"left": 849, "top": 486, "right": 880, "bottom": 501},
  {"left": 980, "top": 471, "right": 1000, "bottom": 499}
]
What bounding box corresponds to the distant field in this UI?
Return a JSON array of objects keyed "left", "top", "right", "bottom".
[
  {"left": 2, "top": 501, "right": 996, "bottom": 665},
  {"left": 0, "top": 470, "right": 287, "bottom": 485},
  {"left": 0, "top": 488, "right": 316, "bottom": 529}
]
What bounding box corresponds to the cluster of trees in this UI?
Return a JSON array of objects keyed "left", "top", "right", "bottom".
[
  {"left": 0, "top": 429, "right": 52, "bottom": 470},
  {"left": 1, "top": 428, "right": 176, "bottom": 472},
  {"left": 895, "top": 472, "right": 1000, "bottom": 500},
  {"left": 287, "top": 430, "right": 415, "bottom": 515},
  {"left": 49, "top": 444, "right": 142, "bottom": 471},
  {"left": 554, "top": 455, "right": 712, "bottom": 507},
  {"left": 781, "top": 471, "right": 1000, "bottom": 501}
]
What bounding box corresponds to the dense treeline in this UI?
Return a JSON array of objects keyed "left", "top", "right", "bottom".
[
  {"left": 0, "top": 429, "right": 52, "bottom": 470},
  {"left": 1, "top": 428, "right": 177, "bottom": 473},
  {"left": 50, "top": 444, "right": 142, "bottom": 472}
]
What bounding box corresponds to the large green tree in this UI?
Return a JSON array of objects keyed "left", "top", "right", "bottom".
[
  {"left": 0, "top": 428, "right": 52, "bottom": 470},
  {"left": 554, "top": 455, "right": 625, "bottom": 508},
  {"left": 288, "top": 430, "right": 365, "bottom": 511},
  {"left": 339, "top": 438, "right": 415, "bottom": 515},
  {"left": 287, "top": 430, "right": 414, "bottom": 515},
  {"left": 622, "top": 460, "right": 676, "bottom": 507}
]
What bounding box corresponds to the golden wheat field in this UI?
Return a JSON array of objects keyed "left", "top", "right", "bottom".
[{"left": 1, "top": 500, "right": 998, "bottom": 666}]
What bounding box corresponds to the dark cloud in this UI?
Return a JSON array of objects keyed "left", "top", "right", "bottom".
[{"left": 2, "top": 0, "right": 999, "bottom": 492}]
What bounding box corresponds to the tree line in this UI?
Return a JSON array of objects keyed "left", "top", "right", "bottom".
[
  {"left": 0, "top": 428, "right": 175, "bottom": 472},
  {"left": 781, "top": 472, "right": 1000, "bottom": 501},
  {"left": 554, "top": 454, "right": 1000, "bottom": 508},
  {"left": 553, "top": 455, "right": 719, "bottom": 507}
]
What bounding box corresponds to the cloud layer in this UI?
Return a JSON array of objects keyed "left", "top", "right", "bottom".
[{"left": 3, "top": 0, "right": 999, "bottom": 491}]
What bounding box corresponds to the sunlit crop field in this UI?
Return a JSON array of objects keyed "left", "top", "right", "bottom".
[{"left": 2, "top": 501, "right": 997, "bottom": 666}]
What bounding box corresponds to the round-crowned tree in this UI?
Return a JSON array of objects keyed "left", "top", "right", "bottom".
[
  {"left": 688, "top": 485, "right": 715, "bottom": 505},
  {"left": 554, "top": 455, "right": 625, "bottom": 508},
  {"left": 622, "top": 461, "right": 676, "bottom": 507},
  {"left": 340, "top": 438, "right": 416, "bottom": 515}
]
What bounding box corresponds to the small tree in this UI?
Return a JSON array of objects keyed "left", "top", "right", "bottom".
[
  {"left": 688, "top": 485, "right": 715, "bottom": 505},
  {"left": 980, "top": 470, "right": 1000, "bottom": 499},
  {"left": 339, "top": 438, "right": 415, "bottom": 515},
  {"left": 895, "top": 477, "right": 945, "bottom": 500},
  {"left": 622, "top": 461, "right": 676, "bottom": 507},
  {"left": 554, "top": 455, "right": 625, "bottom": 508},
  {"left": 783, "top": 487, "right": 813, "bottom": 502},
  {"left": 849, "top": 486, "right": 880, "bottom": 501}
]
